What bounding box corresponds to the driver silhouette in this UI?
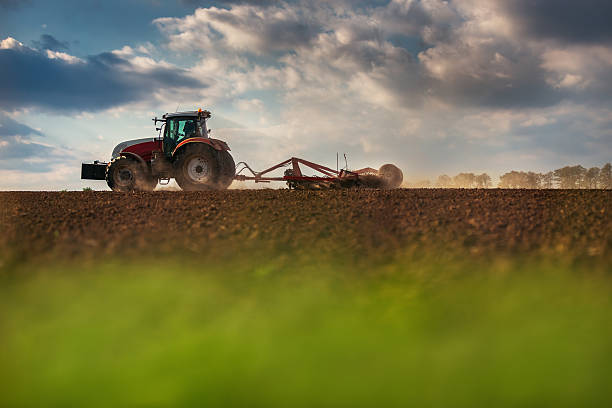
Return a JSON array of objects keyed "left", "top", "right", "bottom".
[{"left": 183, "top": 121, "right": 196, "bottom": 138}]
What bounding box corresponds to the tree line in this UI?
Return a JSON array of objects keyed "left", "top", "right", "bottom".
[
  {"left": 497, "top": 164, "right": 611, "bottom": 189},
  {"left": 405, "top": 163, "right": 611, "bottom": 189}
]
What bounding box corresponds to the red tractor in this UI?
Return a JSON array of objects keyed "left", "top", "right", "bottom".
[{"left": 81, "top": 109, "right": 235, "bottom": 191}]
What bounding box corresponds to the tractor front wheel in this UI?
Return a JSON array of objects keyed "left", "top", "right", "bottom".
[
  {"left": 106, "top": 156, "right": 156, "bottom": 192},
  {"left": 173, "top": 144, "right": 221, "bottom": 191}
]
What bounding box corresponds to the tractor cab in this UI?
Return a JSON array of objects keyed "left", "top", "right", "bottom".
[{"left": 161, "top": 109, "right": 211, "bottom": 157}]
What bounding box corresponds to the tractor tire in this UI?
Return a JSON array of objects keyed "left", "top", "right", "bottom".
[
  {"left": 378, "top": 164, "right": 403, "bottom": 189},
  {"left": 173, "top": 143, "right": 221, "bottom": 191},
  {"left": 106, "top": 155, "right": 156, "bottom": 192},
  {"left": 216, "top": 150, "right": 236, "bottom": 189}
]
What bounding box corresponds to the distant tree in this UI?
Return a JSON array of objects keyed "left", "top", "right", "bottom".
[
  {"left": 540, "top": 171, "right": 555, "bottom": 189},
  {"left": 499, "top": 171, "right": 519, "bottom": 188},
  {"left": 436, "top": 175, "right": 452, "bottom": 188},
  {"left": 498, "top": 171, "right": 540, "bottom": 188},
  {"left": 600, "top": 163, "right": 611, "bottom": 189},
  {"left": 524, "top": 172, "right": 541, "bottom": 189},
  {"left": 554, "top": 165, "right": 586, "bottom": 189},
  {"left": 498, "top": 171, "right": 533, "bottom": 188},
  {"left": 453, "top": 173, "right": 476, "bottom": 188},
  {"left": 585, "top": 167, "right": 601, "bottom": 189},
  {"left": 474, "top": 173, "right": 492, "bottom": 188}
]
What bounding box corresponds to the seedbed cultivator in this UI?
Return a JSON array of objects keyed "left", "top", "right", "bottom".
[
  {"left": 81, "top": 108, "right": 403, "bottom": 191},
  {"left": 235, "top": 157, "right": 403, "bottom": 190}
]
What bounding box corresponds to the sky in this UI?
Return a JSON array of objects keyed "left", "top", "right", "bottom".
[{"left": 1, "top": 0, "right": 611, "bottom": 190}]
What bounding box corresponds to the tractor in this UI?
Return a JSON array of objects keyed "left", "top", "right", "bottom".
[
  {"left": 81, "top": 109, "right": 235, "bottom": 191},
  {"left": 82, "top": 108, "right": 404, "bottom": 191}
]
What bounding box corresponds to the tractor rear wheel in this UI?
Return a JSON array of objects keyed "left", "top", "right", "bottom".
[
  {"left": 106, "top": 156, "right": 156, "bottom": 192},
  {"left": 173, "top": 144, "right": 221, "bottom": 191},
  {"left": 378, "top": 164, "right": 403, "bottom": 189},
  {"left": 216, "top": 150, "right": 236, "bottom": 189}
]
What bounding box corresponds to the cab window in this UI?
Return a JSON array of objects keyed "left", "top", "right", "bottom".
[{"left": 164, "top": 118, "right": 197, "bottom": 154}]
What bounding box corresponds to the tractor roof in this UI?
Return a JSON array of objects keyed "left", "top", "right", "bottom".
[{"left": 163, "top": 111, "right": 199, "bottom": 119}]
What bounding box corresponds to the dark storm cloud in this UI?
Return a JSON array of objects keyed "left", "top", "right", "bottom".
[
  {"left": 32, "top": 34, "right": 70, "bottom": 51},
  {"left": 505, "top": 0, "right": 612, "bottom": 44},
  {"left": 427, "top": 64, "right": 564, "bottom": 109},
  {"left": 0, "top": 46, "right": 204, "bottom": 112}
]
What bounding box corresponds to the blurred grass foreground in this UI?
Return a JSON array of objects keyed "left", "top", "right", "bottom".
[{"left": 1, "top": 253, "right": 611, "bottom": 407}]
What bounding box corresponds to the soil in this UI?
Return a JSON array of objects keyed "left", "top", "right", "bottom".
[{"left": 1, "top": 189, "right": 610, "bottom": 266}]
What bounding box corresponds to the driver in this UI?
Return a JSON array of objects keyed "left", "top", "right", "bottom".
[{"left": 183, "top": 120, "right": 196, "bottom": 138}]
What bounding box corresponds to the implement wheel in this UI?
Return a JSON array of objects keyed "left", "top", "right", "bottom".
[
  {"left": 173, "top": 143, "right": 222, "bottom": 191},
  {"left": 106, "top": 156, "right": 156, "bottom": 192},
  {"left": 378, "top": 164, "right": 403, "bottom": 189}
]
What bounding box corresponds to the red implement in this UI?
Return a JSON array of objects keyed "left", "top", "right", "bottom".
[{"left": 234, "top": 157, "right": 403, "bottom": 189}]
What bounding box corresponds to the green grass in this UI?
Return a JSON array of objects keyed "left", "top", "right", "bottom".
[{"left": 0, "top": 253, "right": 611, "bottom": 407}]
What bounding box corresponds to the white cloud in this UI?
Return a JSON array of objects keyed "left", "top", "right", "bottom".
[
  {"left": 155, "top": 4, "right": 318, "bottom": 54},
  {"left": 45, "top": 49, "right": 83, "bottom": 64},
  {"left": 0, "top": 36, "right": 24, "bottom": 49},
  {"left": 234, "top": 98, "right": 265, "bottom": 112}
]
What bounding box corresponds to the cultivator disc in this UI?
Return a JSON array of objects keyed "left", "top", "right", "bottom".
[{"left": 377, "top": 164, "right": 403, "bottom": 189}]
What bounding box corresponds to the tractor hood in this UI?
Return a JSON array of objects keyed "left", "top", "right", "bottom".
[{"left": 111, "top": 138, "right": 156, "bottom": 159}]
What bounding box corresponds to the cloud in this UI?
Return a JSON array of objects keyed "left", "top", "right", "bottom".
[
  {"left": 0, "top": 112, "right": 42, "bottom": 138},
  {"left": 32, "top": 34, "right": 69, "bottom": 51},
  {"left": 503, "top": 0, "right": 612, "bottom": 45},
  {"left": 0, "top": 36, "right": 25, "bottom": 50},
  {"left": 0, "top": 38, "right": 205, "bottom": 112},
  {"left": 418, "top": 36, "right": 564, "bottom": 108},
  {"left": 376, "top": 0, "right": 460, "bottom": 43},
  {"left": 0, "top": 112, "right": 68, "bottom": 172},
  {"left": 0, "top": 163, "right": 80, "bottom": 190},
  {"left": 155, "top": 3, "right": 320, "bottom": 53},
  {"left": 416, "top": 0, "right": 612, "bottom": 108},
  {"left": 0, "top": 139, "right": 55, "bottom": 162},
  {"left": 179, "top": 0, "right": 279, "bottom": 7},
  {"left": 159, "top": 0, "right": 609, "bottom": 111}
]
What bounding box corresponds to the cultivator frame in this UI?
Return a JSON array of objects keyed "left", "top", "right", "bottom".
[{"left": 234, "top": 157, "right": 399, "bottom": 189}]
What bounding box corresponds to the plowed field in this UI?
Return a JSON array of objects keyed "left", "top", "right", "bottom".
[{"left": 1, "top": 189, "right": 610, "bottom": 264}]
